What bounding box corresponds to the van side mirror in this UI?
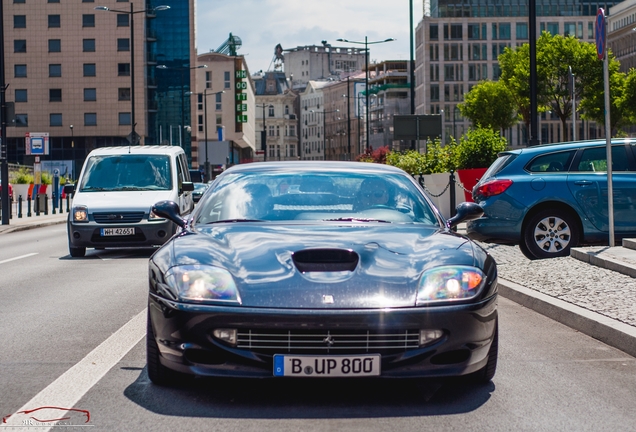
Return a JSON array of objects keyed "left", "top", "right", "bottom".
[
  {"left": 181, "top": 181, "right": 194, "bottom": 192},
  {"left": 63, "top": 184, "right": 75, "bottom": 195}
]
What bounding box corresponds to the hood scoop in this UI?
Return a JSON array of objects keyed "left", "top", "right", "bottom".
[{"left": 292, "top": 249, "right": 359, "bottom": 273}]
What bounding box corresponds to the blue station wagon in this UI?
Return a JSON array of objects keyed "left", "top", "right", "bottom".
[{"left": 466, "top": 139, "right": 636, "bottom": 259}]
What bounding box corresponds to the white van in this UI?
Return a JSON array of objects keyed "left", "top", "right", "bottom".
[{"left": 65, "top": 146, "right": 194, "bottom": 257}]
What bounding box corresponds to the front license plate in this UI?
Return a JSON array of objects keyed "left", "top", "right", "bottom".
[
  {"left": 101, "top": 227, "right": 135, "bottom": 236},
  {"left": 273, "top": 354, "right": 381, "bottom": 377}
]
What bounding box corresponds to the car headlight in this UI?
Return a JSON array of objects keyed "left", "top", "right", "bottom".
[
  {"left": 416, "top": 266, "right": 485, "bottom": 305},
  {"left": 72, "top": 206, "right": 88, "bottom": 222},
  {"left": 165, "top": 265, "right": 241, "bottom": 305}
]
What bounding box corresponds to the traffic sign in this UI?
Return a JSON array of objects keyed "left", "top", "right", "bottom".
[
  {"left": 127, "top": 131, "right": 141, "bottom": 145},
  {"left": 596, "top": 8, "right": 606, "bottom": 60}
]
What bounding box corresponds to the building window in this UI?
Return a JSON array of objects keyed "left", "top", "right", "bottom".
[
  {"left": 84, "top": 113, "right": 97, "bottom": 126},
  {"left": 205, "top": 71, "right": 211, "bottom": 89},
  {"left": 14, "top": 40, "right": 26, "bottom": 53},
  {"left": 14, "top": 15, "right": 26, "bottom": 28},
  {"left": 268, "top": 106, "right": 275, "bottom": 117},
  {"left": 117, "top": 38, "right": 129, "bottom": 51},
  {"left": 430, "top": 84, "right": 439, "bottom": 102},
  {"left": 119, "top": 113, "right": 131, "bottom": 125},
  {"left": 14, "top": 64, "right": 27, "bottom": 77},
  {"left": 48, "top": 14, "right": 61, "bottom": 28},
  {"left": 82, "top": 14, "right": 95, "bottom": 27},
  {"left": 49, "top": 89, "right": 62, "bottom": 102},
  {"left": 430, "top": 24, "right": 438, "bottom": 40},
  {"left": 50, "top": 114, "right": 63, "bottom": 126},
  {"left": 49, "top": 64, "right": 62, "bottom": 77},
  {"left": 118, "top": 63, "right": 130, "bottom": 76},
  {"left": 15, "top": 114, "right": 28, "bottom": 127},
  {"left": 198, "top": 114, "right": 203, "bottom": 132},
  {"left": 83, "top": 63, "right": 96, "bottom": 77},
  {"left": 83, "top": 39, "right": 95, "bottom": 52},
  {"left": 48, "top": 0, "right": 60, "bottom": 3},
  {"left": 224, "top": 71, "right": 231, "bottom": 89},
  {"left": 116, "top": 14, "right": 129, "bottom": 26},
  {"left": 15, "top": 89, "right": 27, "bottom": 102},
  {"left": 14, "top": 0, "right": 26, "bottom": 3},
  {"left": 84, "top": 88, "right": 97, "bottom": 101},
  {"left": 118, "top": 88, "right": 130, "bottom": 101},
  {"left": 564, "top": 22, "right": 576, "bottom": 37},
  {"left": 49, "top": 39, "right": 61, "bottom": 52},
  {"left": 215, "top": 93, "right": 222, "bottom": 110},
  {"left": 82, "top": 0, "right": 95, "bottom": 2},
  {"left": 516, "top": 23, "right": 528, "bottom": 39}
]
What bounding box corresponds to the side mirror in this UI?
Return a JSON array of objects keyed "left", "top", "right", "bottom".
[
  {"left": 181, "top": 181, "right": 194, "bottom": 192},
  {"left": 63, "top": 184, "right": 75, "bottom": 195},
  {"left": 446, "top": 202, "right": 484, "bottom": 230},
  {"left": 152, "top": 200, "right": 187, "bottom": 229}
]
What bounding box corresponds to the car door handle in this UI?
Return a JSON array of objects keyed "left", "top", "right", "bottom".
[{"left": 573, "top": 180, "right": 593, "bottom": 185}]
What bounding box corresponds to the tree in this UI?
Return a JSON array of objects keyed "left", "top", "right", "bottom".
[{"left": 458, "top": 80, "right": 518, "bottom": 133}]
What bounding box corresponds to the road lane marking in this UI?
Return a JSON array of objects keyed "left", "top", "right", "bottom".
[
  {"left": 0, "top": 253, "right": 38, "bottom": 265},
  {"left": 3, "top": 309, "right": 146, "bottom": 430}
]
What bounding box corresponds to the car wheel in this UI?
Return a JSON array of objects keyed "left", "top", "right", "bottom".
[
  {"left": 146, "top": 311, "right": 189, "bottom": 386},
  {"left": 471, "top": 320, "right": 498, "bottom": 384},
  {"left": 69, "top": 245, "right": 86, "bottom": 258},
  {"left": 518, "top": 239, "right": 537, "bottom": 260},
  {"left": 523, "top": 209, "right": 579, "bottom": 259}
]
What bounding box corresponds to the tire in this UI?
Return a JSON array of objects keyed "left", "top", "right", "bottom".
[
  {"left": 471, "top": 320, "right": 498, "bottom": 384},
  {"left": 69, "top": 245, "right": 86, "bottom": 258},
  {"left": 523, "top": 209, "right": 580, "bottom": 259},
  {"left": 146, "top": 311, "right": 189, "bottom": 386},
  {"left": 518, "top": 239, "right": 537, "bottom": 260}
]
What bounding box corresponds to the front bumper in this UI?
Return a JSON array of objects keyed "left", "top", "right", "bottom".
[
  {"left": 68, "top": 219, "right": 175, "bottom": 249},
  {"left": 148, "top": 293, "right": 498, "bottom": 379}
]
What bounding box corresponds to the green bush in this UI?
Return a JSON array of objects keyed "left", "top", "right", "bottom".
[
  {"left": 41, "top": 171, "right": 53, "bottom": 185},
  {"left": 452, "top": 127, "right": 508, "bottom": 169},
  {"left": 11, "top": 167, "right": 34, "bottom": 184}
]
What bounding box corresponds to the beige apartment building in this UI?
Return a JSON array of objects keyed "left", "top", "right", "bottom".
[
  {"left": 1, "top": 0, "right": 197, "bottom": 173},
  {"left": 194, "top": 52, "right": 255, "bottom": 178}
]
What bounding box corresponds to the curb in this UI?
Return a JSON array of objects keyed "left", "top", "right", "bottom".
[
  {"left": 498, "top": 278, "right": 636, "bottom": 358},
  {"left": 571, "top": 246, "right": 636, "bottom": 279},
  {"left": 0, "top": 218, "right": 66, "bottom": 235}
]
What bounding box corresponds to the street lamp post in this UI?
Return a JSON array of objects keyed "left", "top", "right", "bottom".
[
  {"left": 202, "top": 89, "right": 225, "bottom": 181},
  {"left": 96, "top": 4, "right": 170, "bottom": 146},
  {"left": 256, "top": 104, "right": 270, "bottom": 162},
  {"left": 337, "top": 37, "right": 394, "bottom": 152},
  {"left": 69, "top": 125, "right": 74, "bottom": 180}
]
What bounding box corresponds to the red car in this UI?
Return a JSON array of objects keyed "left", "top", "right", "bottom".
[{"left": 0, "top": 181, "right": 13, "bottom": 202}]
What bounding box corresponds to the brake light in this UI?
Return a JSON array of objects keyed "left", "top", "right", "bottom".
[{"left": 476, "top": 179, "right": 513, "bottom": 198}]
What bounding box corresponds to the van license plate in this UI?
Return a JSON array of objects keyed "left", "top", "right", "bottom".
[
  {"left": 101, "top": 228, "right": 135, "bottom": 236},
  {"left": 273, "top": 354, "right": 380, "bottom": 377}
]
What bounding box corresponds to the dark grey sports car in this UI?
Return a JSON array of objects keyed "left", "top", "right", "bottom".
[{"left": 147, "top": 161, "right": 498, "bottom": 385}]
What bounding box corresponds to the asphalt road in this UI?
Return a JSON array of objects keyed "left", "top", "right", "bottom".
[{"left": 1, "top": 224, "right": 635, "bottom": 431}]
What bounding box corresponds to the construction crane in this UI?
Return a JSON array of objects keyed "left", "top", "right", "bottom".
[{"left": 215, "top": 33, "right": 242, "bottom": 56}]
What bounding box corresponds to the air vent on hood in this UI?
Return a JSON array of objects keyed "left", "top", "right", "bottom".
[{"left": 292, "top": 249, "right": 359, "bottom": 273}]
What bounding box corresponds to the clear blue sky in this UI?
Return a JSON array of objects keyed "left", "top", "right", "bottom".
[{"left": 196, "top": 0, "right": 424, "bottom": 74}]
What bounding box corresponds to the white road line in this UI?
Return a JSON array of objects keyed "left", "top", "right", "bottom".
[
  {"left": 0, "top": 253, "right": 38, "bottom": 265},
  {"left": 3, "top": 309, "right": 146, "bottom": 430}
]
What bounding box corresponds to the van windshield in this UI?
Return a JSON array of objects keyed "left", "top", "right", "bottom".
[{"left": 79, "top": 155, "right": 172, "bottom": 192}]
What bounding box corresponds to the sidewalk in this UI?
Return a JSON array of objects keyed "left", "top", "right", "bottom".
[
  {"left": 0, "top": 200, "right": 69, "bottom": 234},
  {"left": 1, "top": 215, "right": 635, "bottom": 358}
]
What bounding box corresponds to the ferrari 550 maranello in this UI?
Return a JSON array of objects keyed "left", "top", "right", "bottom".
[{"left": 147, "top": 161, "right": 498, "bottom": 385}]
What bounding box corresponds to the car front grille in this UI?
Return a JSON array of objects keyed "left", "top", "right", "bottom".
[
  {"left": 93, "top": 212, "right": 145, "bottom": 224},
  {"left": 236, "top": 329, "right": 420, "bottom": 355}
]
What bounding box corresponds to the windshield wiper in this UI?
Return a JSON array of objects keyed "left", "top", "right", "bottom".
[
  {"left": 81, "top": 186, "right": 108, "bottom": 191},
  {"left": 206, "top": 219, "right": 266, "bottom": 224},
  {"left": 323, "top": 217, "right": 391, "bottom": 223}
]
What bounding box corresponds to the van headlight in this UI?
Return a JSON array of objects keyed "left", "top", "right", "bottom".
[
  {"left": 72, "top": 206, "right": 89, "bottom": 222},
  {"left": 416, "top": 266, "right": 485, "bottom": 305},
  {"left": 149, "top": 208, "right": 164, "bottom": 220},
  {"left": 165, "top": 265, "right": 241, "bottom": 305}
]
